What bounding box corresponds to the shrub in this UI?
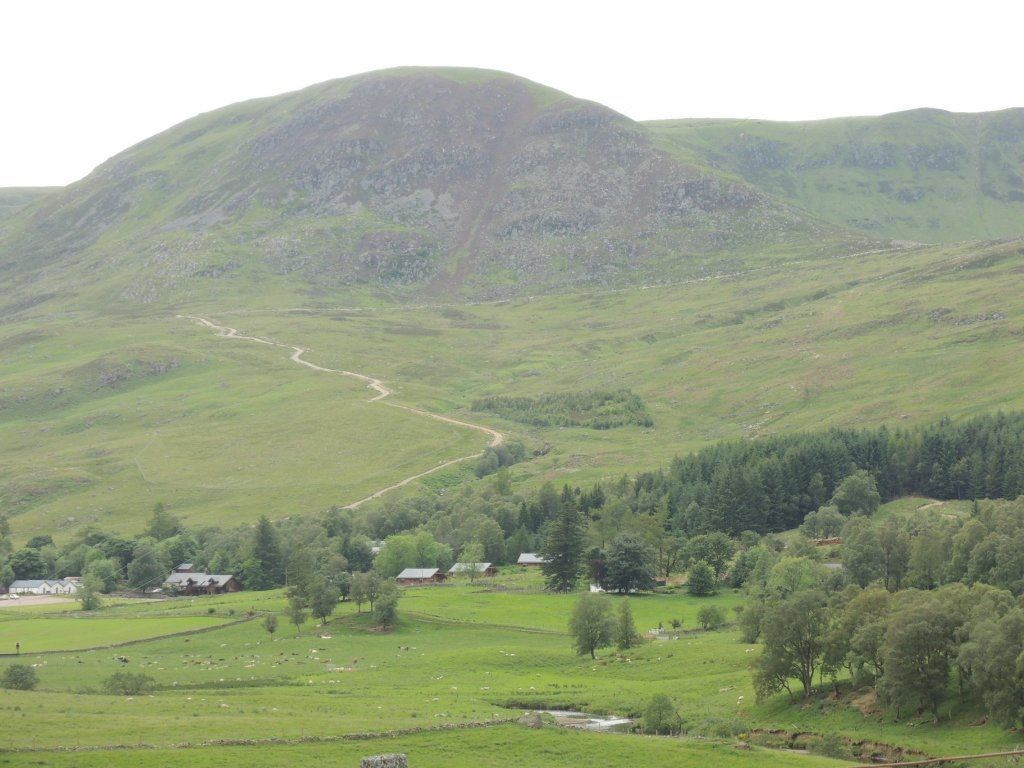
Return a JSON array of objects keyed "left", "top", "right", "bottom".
[
  {"left": 103, "top": 671, "right": 156, "bottom": 696},
  {"left": 689, "top": 716, "right": 746, "bottom": 739},
  {"left": 262, "top": 613, "right": 279, "bottom": 636},
  {"left": 812, "top": 732, "right": 853, "bottom": 760},
  {"left": 1, "top": 664, "right": 38, "bottom": 691},
  {"left": 641, "top": 693, "right": 683, "bottom": 735},
  {"left": 697, "top": 605, "right": 725, "bottom": 630},
  {"left": 687, "top": 561, "right": 716, "bottom": 596}
]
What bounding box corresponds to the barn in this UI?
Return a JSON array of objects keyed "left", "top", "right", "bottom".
[
  {"left": 395, "top": 568, "right": 445, "bottom": 586},
  {"left": 448, "top": 562, "right": 497, "bottom": 577},
  {"left": 163, "top": 572, "right": 241, "bottom": 596},
  {"left": 516, "top": 553, "right": 548, "bottom": 567}
]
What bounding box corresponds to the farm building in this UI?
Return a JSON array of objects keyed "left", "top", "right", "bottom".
[
  {"left": 448, "top": 562, "right": 497, "bottom": 577},
  {"left": 173, "top": 562, "right": 194, "bottom": 573},
  {"left": 517, "top": 553, "right": 548, "bottom": 566},
  {"left": 8, "top": 579, "right": 81, "bottom": 596},
  {"left": 395, "top": 568, "right": 446, "bottom": 586},
  {"left": 163, "top": 572, "right": 241, "bottom": 596}
]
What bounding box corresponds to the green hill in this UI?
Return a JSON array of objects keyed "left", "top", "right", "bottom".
[
  {"left": 0, "top": 67, "right": 864, "bottom": 314},
  {"left": 647, "top": 108, "right": 1024, "bottom": 242},
  {"left": 2, "top": 68, "right": 1024, "bottom": 540},
  {"left": 0, "top": 186, "right": 57, "bottom": 223}
]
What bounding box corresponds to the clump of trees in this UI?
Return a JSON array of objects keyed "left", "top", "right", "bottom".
[
  {"left": 744, "top": 496, "right": 1024, "bottom": 731},
  {"left": 623, "top": 411, "right": 1024, "bottom": 535},
  {"left": 696, "top": 605, "right": 724, "bottom": 630},
  {"left": 472, "top": 390, "right": 653, "bottom": 430},
  {"left": 475, "top": 441, "right": 527, "bottom": 478}
]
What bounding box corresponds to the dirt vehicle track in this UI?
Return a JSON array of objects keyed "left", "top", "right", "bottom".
[{"left": 180, "top": 315, "right": 503, "bottom": 509}]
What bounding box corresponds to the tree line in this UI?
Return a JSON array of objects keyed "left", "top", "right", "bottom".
[
  {"left": 624, "top": 410, "right": 1024, "bottom": 535},
  {"left": 6, "top": 411, "right": 1024, "bottom": 603}
]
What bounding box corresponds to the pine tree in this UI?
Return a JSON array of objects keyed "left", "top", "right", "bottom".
[
  {"left": 249, "top": 516, "right": 283, "bottom": 590},
  {"left": 285, "top": 548, "right": 315, "bottom": 600},
  {"left": 615, "top": 599, "right": 638, "bottom": 650},
  {"left": 145, "top": 502, "right": 181, "bottom": 541},
  {"left": 541, "top": 499, "right": 585, "bottom": 592}
]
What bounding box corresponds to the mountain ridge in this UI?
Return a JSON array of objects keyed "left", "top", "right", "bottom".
[
  {"left": 0, "top": 67, "right": 862, "bottom": 312},
  {"left": 5, "top": 68, "right": 1024, "bottom": 313},
  {"left": 647, "top": 106, "right": 1024, "bottom": 242}
]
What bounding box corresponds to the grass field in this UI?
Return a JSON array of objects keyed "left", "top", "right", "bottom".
[
  {"left": 0, "top": 615, "right": 233, "bottom": 653},
  {"left": 0, "top": 573, "right": 1021, "bottom": 766},
  {"left": 0, "top": 726, "right": 845, "bottom": 768},
  {"left": 872, "top": 496, "right": 975, "bottom": 523}
]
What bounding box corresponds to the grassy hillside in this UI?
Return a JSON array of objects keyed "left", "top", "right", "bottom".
[
  {"left": 647, "top": 108, "right": 1024, "bottom": 242},
  {"left": 5, "top": 237, "right": 1024, "bottom": 541},
  {"left": 0, "top": 187, "right": 57, "bottom": 223},
  {"left": 223, "top": 237, "right": 1024, "bottom": 492},
  {"left": 0, "top": 67, "right": 865, "bottom": 313},
  {"left": 0, "top": 315, "right": 485, "bottom": 539}
]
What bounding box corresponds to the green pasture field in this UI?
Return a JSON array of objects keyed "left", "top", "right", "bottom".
[
  {"left": 0, "top": 726, "right": 847, "bottom": 768},
  {"left": 0, "top": 578, "right": 1021, "bottom": 765},
  {"left": 0, "top": 614, "right": 233, "bottom": 653},
  {"left": 401, "top": 579, "right": 746, "bottom": 633}
]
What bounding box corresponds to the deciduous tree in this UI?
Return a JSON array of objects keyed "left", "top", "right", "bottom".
[
  {"left": 569, "top": 593, "right": 614, "bottom": 659},
  {"left": 605, "top": 533, "right": 655, "bottom": 594},
  {"left": 753, "top": 589, "right": 829, "bottom": 700}
]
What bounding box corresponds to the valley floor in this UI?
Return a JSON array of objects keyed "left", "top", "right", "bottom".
[{"left": 0, "top": 568, "right": 1019, "bottom": 767}]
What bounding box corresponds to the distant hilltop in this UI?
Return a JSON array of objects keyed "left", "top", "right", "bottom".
[{"left": 1, "top": 67, "right": 1022, "bottom": 311}]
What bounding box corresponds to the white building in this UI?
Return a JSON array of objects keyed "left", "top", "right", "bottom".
[{"left": 8, "top": 579, "right": 81, "bottom": 595}]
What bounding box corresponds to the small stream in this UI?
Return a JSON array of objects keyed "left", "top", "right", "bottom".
[{"left": 542, "top": 710, "right": 634, "bottom": 732}]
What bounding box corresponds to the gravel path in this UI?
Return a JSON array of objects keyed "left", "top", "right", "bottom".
[{"left": 180, "top": 315, "right": 503, "bottom": 509}]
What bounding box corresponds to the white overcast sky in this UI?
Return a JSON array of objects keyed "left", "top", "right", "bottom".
[{"left": 3, "top": 0, "right": 1022, "bottom": 186}]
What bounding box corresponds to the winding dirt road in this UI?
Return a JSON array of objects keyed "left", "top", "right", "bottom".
[{"left": 179, "top": 315, "right": 503, "bottom": 509}]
